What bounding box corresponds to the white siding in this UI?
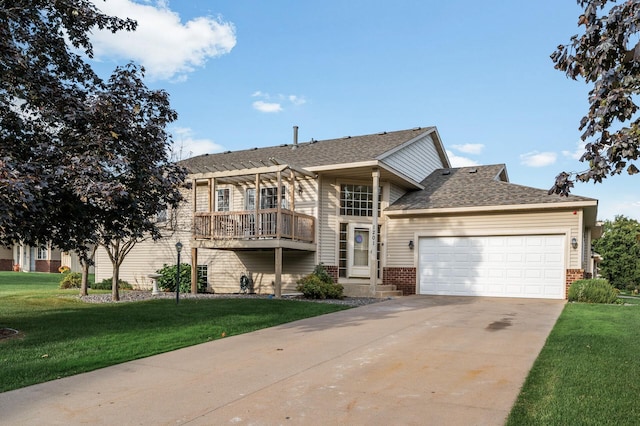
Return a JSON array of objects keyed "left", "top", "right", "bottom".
[
  {"left": 386, "top": 209, "right": 584, "bottom": 270},
  {"left": 382, "top": 134, "right": 444, "bottom": 183}
]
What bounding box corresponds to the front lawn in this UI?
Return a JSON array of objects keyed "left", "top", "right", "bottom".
[
  {"left": 0, "top": 272, "right": 349, "bottom": 393},
  {"left": 507, "top": 302, "right": 640, "bottom": 425}
]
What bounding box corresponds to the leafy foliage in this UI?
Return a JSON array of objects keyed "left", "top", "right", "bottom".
[
  {"left": 592, "top": 215, "right": 640, "bottom": 290},
  {"left": 568, "top": 278, "right": 619, "bottom": 303},
  {"left": 550, "top": 1, "right": 640, "bottom": 195},
  {"left": 296, "top": 264, "right": 343, "bottom": 299},
  {"left": 156, "top": 263, "right": 207, "bottom": 294},
  {"left": 92, "top": 278, "right": 133, "bottom": 291},
  {"left": 59, "top": 272, "right": 82, "bottom": 289},
  {"left": 89, "top": 64, "right": 188, "bottom": 300},
  {"left": 0, "top": 4, "right": 188, "bottom": 301},
  {"left": 0, "top": 1, "right": 136, "bottom": 246}
]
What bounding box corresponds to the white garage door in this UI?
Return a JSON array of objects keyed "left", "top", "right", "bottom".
[{"left": 419, "top": 235, "right": 565, "bottom": 299}]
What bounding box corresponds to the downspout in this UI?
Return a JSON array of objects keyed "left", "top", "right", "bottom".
[{"left": 370, "top": 168, "right": 380, "bottom": 295}]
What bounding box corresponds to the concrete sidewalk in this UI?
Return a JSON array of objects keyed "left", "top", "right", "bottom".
[{"left": 0, "top": 296, "right": 564, "bottom": 425}]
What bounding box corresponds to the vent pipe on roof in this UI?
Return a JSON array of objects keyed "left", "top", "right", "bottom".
[{"left": 293, "top": 126, "right": 299, "bottom": 147}]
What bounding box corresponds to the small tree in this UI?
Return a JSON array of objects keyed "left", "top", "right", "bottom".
[
  {"left": 86, "top": 64, "right": 188, "bottom": 301},
  {"left": 592, "top": 215, "right": 640, "bottom": 290}
]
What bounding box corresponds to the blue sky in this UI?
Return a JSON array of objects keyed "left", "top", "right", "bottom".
[{"left": 86, "top": 0, "right": 639, "bottom": 221}]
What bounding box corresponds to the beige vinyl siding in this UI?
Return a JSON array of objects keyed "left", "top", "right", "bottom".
[
  {"left": 94, "top": 228, "right": 191, "bottom": 289},
  {"left": 386, "top": 209, "right": 584, "bottom": 269},
  {"left": 382, "top": 134, "right": 444, "bottom": 183},
  {"left": 95, "top": 189, "right": 193, "bottom": 286},
  {"left": 318, "top": 176, "right": 339, "bottom": 265},
  {"left": 205, "top": 250, "right": 316, "bottom": 294}
]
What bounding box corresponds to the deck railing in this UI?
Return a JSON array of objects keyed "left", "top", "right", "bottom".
[{"left": 193, "top": 209, "right": 315, "bottom": 243}]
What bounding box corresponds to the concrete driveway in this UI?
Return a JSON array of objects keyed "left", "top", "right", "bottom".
[{"left": 0, "top": 296, "right": 564, "bottom": 425}]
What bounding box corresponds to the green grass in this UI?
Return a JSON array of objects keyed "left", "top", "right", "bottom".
[
  {"left": 507, "top": 302, "right": 640, "bottom": 425},
  {"left": 0, "top": 272, "right": 349, "bottom": 393}
]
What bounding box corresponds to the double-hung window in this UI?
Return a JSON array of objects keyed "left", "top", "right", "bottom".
[{"left": 216, "top": 188, "right": 230, "bottom": 211}]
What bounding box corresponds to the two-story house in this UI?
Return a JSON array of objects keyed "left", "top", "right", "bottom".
[{"left": 94, "top": 126, "right": 599, "bottom": 299}]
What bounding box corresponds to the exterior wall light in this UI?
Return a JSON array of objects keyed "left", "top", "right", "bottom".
[
  {"left": 571, "top": 237, "right": 578, "bottom": 249},
  {"left": 408, "top": 240, "right": 415, "bottom": 250}
]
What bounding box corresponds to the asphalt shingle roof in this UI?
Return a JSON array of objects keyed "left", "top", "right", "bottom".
[
  {"left": 180, "top": 127, "right": 435, "bottom": 172},
  {"left": 387, "top": 164, "right": 597, "bottom": 211}
]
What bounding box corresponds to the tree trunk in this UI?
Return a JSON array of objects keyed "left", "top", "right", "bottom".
[
  {"left": 80, "top": 262, "right": 90, "bottom": 296},
  {"left": 78, "top": 246, "right": 96, "bottom": 297},
  {"left": 112, "top": 263, "right": 120, "bottom": 301}
]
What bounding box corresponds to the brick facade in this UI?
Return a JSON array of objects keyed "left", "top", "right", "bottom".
[
  {"left": 383, "top": 267, "right": 417, "bottom": 295},
  {"left": 565, "top": 268, "right": 586, "bottom": 299},
  {"left": 324, "top": 265, "right": 339, "bottom": 283},
  {"left": 36, "top": 260, "right": 62, "bottom": 273},
  {"left": 0, "top": 259, "right": 13, "bottom": 271}
]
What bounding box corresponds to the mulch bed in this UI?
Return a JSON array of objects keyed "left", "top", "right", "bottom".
[{"left": 0, "top": 327, "right": 19, "bottom": 340}]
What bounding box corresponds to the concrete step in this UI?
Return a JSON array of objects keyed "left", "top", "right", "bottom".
[
  {"left": 374, "top": 290, "right": 403, "bottom": 298},
  {"left": 342, "top": 283, "right": 401, "bottom": 298}
]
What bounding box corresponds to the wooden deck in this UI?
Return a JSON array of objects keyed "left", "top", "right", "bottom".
[{"left": 193, "top": 209, "right": 315, "bottom": 244}]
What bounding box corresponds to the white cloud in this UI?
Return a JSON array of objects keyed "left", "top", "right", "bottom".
[
  {"left": 562, "top": 140, "right": 586, "bottom": 161},
  {"left": 446, "top": 150, "right": 479, "bottom": 167},
  {"left": 520, "top": 151, "right": 557, "bottom": 167},
  {"left": 252, "top": 101, "right": 283, "bottom": 113},
  {"left": 451, "top": 143, "right": 484, "bottom": 155},
  {"left": 171, "top": 127, "right": 223, "bottom": 158},
  {"left": 288, "top": 95, "right": 307, "bottom": 106},
  {"left": 251, "top": 91, "right": 306, "bottom": 113},
  {"left": 89, "top": 0, "right": 236, "bottom": 81}
]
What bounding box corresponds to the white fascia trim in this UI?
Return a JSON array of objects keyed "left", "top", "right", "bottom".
[
  {"left": 307, "top": 160, "right": 379, "bottom": 172},
  {"left": 385, "top": 200, "right": 598, "bottom": 216},
  {"left": 307, "top": 161, "right": 424, "bottom": 189},
  {"left": 412, "top": 227, "right": 571, "bottom": 238},
  {"left": 376, "top": 128, "right": 436, "bottom": 160}
]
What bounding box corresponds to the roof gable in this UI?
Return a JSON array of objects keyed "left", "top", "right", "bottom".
[
  {"left": 387, "top": 164, "right": 597, "bottom": 211},
  {"left": 180, "top": 127, "right": 447, "bottom": 174}
]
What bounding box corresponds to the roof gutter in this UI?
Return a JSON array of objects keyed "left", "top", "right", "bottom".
[{"left": 385, "top": 200, "right": 599, "bottom": 216}]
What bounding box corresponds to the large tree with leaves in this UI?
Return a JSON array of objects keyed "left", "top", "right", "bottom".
[
  {"left": 0, "top": 1, "right": 135, "bottom": 247},
  {"left": 550, "top": 0, "right": 640, "bottom": 195},
  {"left": 592, "top": 215, "right": 640, "bottom": 289}
]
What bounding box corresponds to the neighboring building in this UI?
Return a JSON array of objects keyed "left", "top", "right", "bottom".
[
  {"left": 94, "top": 126, "right": 599, "bottom": 299},
  {"left": 0, "top": 243, "right": 94, "bottom": 274},
  {"left": 1, "top": 243, "right": 61, "bottom": 273}
]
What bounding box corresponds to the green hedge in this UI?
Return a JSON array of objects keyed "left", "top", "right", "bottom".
[
  {"left": 568, "top": 278, "right": 619, "bottom": 304},
  {"left": 296, "top": 263, "right": 343, "bottom": 299},
  {"left": 155, "top": 263, "right": 207, "bottom": 293},
  {"left": 59, "top": 272, "right": 82, "bottom": 289},
  {"left": 93, "top": 278, "right": 133, "bottom": 290}
]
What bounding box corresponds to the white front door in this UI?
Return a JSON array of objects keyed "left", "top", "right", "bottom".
[{"left": 348, "top": 223, "right": 372, "bottom": 278}]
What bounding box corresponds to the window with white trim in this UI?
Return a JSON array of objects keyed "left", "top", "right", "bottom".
[
  {"left": 339, "top": 184, "right": 381, "bottom": 217},
  {"left": 36, "top": 246, "right": 48, "bottom": 260}
]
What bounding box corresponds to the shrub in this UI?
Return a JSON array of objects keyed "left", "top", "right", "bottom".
[
  {"left": 155, "top": 263, "right": 207, "bottom": 293},
  {"left": 93, "top": 278, "right": 133, "bottom": 290},
  {"left": 59, "top": 272, "right": 82, "bottom": 289},
  {"left": 568, "top": 279, "right": 619, "bottom": 304},
  {"left": 296, "top": 264, "right": 343, "bottom": 299}
]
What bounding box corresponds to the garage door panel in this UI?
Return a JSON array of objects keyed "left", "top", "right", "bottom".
[{"left": 419, "top": 235, "right": 565, "bottom": 299}]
